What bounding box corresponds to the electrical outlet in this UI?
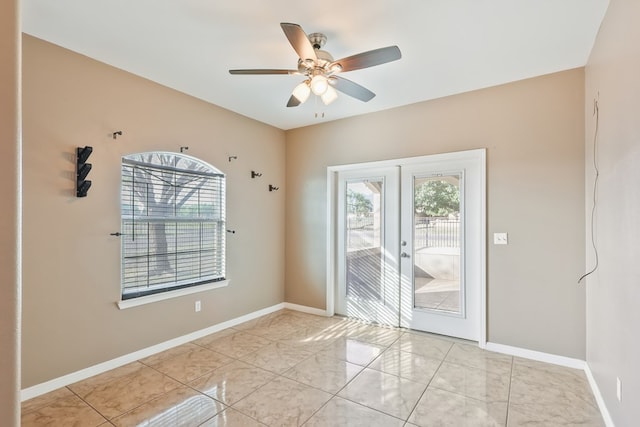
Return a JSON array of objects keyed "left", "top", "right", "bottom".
[
  {"left": 617, "top": 377, "right": 622, "bottom": 402},
  {"left": 195, "top": 300, "right": 201, "bottom": 312},
  {"left": 494, "top": 232, "right": 508, "bottom": 245}
]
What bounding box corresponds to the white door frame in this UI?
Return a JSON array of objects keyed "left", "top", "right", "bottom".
[{"left": 326, "top": 149, "right": 487, "bottom": 347}]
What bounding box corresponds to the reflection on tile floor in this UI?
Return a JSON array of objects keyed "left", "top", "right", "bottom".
[{"left": 21, "top": 310, "right": 604, "bottom": 426}]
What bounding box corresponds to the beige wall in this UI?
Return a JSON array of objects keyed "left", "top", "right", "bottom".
[
  {"left": 22, "top": 35, "right": 286, "bottom": 387},
  {"left": 286, "top": 69, "right": 586, "bottom": 358},
  {"left": 20, "top": 28, "right": 598, "bottom": 392},
  {"left": 0, "top": 0, "right": 21, "bottom": 425},
  {"left": 585, "top": 0, "right": 640, "bottom": 423}
]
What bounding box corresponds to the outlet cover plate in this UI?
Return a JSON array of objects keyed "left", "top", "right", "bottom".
[{"left": 494, "top": 232, "right": 508, "bottom": 245}]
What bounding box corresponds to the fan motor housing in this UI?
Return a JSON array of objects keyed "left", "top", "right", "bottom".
[{"left": 308, "top": 32, "right": 327, "bottom": 49}]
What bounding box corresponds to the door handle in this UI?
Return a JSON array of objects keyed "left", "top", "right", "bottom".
[{"left": 401, "top": 252, "right": 410, "bottom": 258}]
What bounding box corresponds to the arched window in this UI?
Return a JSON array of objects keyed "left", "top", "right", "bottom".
[{"left": 120, "top": 152, "right": 225, "bottom": 300}]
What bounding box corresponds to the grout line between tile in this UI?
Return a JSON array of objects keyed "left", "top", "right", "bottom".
[
  {"left": 403, "top": 339, "right": 454, "bottom": 423},
  {"left": 64, "top": 385, "right": 111, "bottom": 424},
  {"left": 504, "top": 355, "right": 515, "bottom": 427}
]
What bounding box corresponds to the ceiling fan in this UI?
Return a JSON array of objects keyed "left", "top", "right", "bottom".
[{"left": 229, "top": 23, "right": 402, "bottom": 107}]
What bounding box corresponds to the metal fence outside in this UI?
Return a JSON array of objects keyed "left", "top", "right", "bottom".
[
  {"left": 346, "top": 215, "right": 460, "bottom": 250},
  {"left": 415, "top": 217, "right": 460, "bottom": 249}
]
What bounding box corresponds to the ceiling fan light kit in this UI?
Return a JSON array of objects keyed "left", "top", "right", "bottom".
[
  {"left": 229, "top": 23, "right": 401, "bottom": 108},
  {"left": 310, "top": 74, "right": 329, "bottom": 95},
  {"left": 292, "top": 81, "right": 311, "bottom": 103},
  {"left": 321, "top": 85, "right": 338, "bottom": 105}
]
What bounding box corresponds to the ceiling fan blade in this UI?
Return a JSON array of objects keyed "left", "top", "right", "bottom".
[
  {"left": 331, "top": 76, "right": 376, "bottom": 102},
  {"left": 286, "top": 95, "right": 301, "bottom": 107},
  {"left": 331, "top": 46, "right": 401, "bottom": 72},
  {"left": 280, "top": 23, "right": 317, "bottom": 62},
  {"left": 229, "top": 69, "right": 297, "bottom": 75}
]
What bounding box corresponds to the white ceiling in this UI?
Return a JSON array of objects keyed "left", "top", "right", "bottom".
[{"left": 22, "top": 0, "right": 608, "bottom": 130}]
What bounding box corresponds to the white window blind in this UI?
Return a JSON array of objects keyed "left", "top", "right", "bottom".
[{"left": 120, "top": 152, "right": 225, "bottom": 300}]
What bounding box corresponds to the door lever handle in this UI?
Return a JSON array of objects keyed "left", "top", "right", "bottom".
[{"left": 401, "top": 252, "right": 410, "bottom": 258}]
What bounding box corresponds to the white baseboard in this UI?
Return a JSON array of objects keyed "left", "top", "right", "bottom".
[
  {"left": 21, "top": 303, "right": 285, "bottom": 402},
  {"left": 584, "top": 363, "right": 615, "bottom": 427},
  {"left": 283, "top": 302, "right": 328, "bottom": 317},
  {"left": 485, "top": 342, "right": 586, "bottom": 370}
]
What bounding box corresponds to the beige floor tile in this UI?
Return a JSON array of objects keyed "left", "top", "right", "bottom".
[
  {"left": 243, "top": 322, "right": 301, "bottom": 340},
  {"left": 239, "top": 341, "right": 313, "bottom": 374},
  {"left": 296, "top": 313, "right": 348, "bottom": 329},
  {"left": 507, "top": 400, "right": 604, "bottom": 426},
  {"left": 139, "top": 342, "right": 202, "bottom": 367},
  {"left": 277, "top": 310, "right": 329, "bottom": 326},
  {"left": 320, "top": 319, "right": 375, "bottom": 339},
  {"left": 233, "top": 376, "right": 331, "bottom": 426},
  {"left": 68, "top": 362, "right": 145, "bottom": 398},
  {"left": 191, "top": 328, "right": 238, "bottom": 348},
  {"left": 393, "top": 332, "right": 454, "bottom": 360},
  {"left": 200, "top": 408, "right": 266, "bottom": 426},
  {"left": 430, "top": 361, "right": 510, "bottom": 402},
  {"left": 189, "top": 360, "right": 276, "bottom": 405},
  {"left": 231, "top": 312, "right": 281, "bottom": 331},
  {"left": 151, "top": 346, "right": 233, "bottom": 383},
  {"left": 283, "top": 354, "right": 363, "bottom": 393},
  {"left": 233, "top": 310, "right": 284, "bottom": 330},
  {"left": 237, "top": 310, "right": 304, "bottom": 332},
  {"left": 304, "top": 396, "right": 405, "bottom": 426},
  {"left": 202, "top": 331, "right": 272, "bottom": 358},
  {"left": 409, "top": 387, "right": 507, "bottom": 427},
  {"left": 281, "top": 324, "right": 336, "bottom": 341},
  {"left": 22, "top": 316, "right": 607, "bottom": 426},
  {"left": 317, "top": 337, "right": 385, "bottom": 366},
  {"left": 512, "top": 357, "right": 591, "bottom": 396},
  {"left": 276, "top": 326, "right": 339, "bottom": 352},
  {"left": 21, "top": 387, "right": 75, "bottom": 415},
  {"left": 21, "top": 393, "right": 107, "bottom": 426},
  {"left": 347, "top": 324, "right": 404, "bottom": 346},
  {"left": 110, "top": 385, "right": 225, "bottom": 426},
  {"left": 445, "top": 343, "right": 513, "bottom": 375},
  {"left": 337, "top": 368, "right": 426, "bottom": 420},
  {"left": 369, "top": 346, "right": 441, "bottom": 383},
  {"left": 508, "top": 377, "right": 604, "bottom": 426},
  {"left": 72, "top": 364, "right": 182, "bottom": 419}
]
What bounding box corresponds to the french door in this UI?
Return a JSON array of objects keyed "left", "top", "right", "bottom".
[
  {"left": 331, "top": 150, "right": 485, "bottom": 342},
  {"left": 335, "top": 167, "right": 400, "bottom": 325}
]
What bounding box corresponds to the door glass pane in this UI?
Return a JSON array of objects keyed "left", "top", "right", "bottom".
[
  {"left": 413, "top": 174, "right": 461, "bottom": 314},
  {"left": 345, "top": 180, "right": 384, "bottom": 319}
]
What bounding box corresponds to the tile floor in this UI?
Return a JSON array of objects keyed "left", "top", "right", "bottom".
[{"left": 21, "top": 310, "right": 604, "bottom": 426}]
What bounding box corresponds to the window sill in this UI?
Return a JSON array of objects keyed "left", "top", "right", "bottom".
[{"left": 116, "top": 280, "right": 230, "bottom": 310}]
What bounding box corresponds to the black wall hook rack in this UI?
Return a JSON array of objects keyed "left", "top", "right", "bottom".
[
  {"left": 269, "top": 185, "right": 279, "bottom": 192},
  {"left": 228, "top": 156, "right": 238, "bottom": 162},
  {"left": 251, "top": 171, "right": 262, "bottom": 178},
  {"left": 180, "top": 146, "right": 189, "bottom": 153},
  {"left": 112, "top": 131, "right": 123, "bottom": 140},
  {"left": 76, "top": 146, "right": 93, "bottom": 197}
]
